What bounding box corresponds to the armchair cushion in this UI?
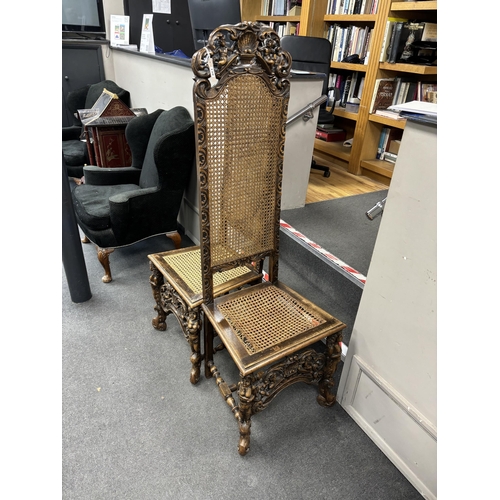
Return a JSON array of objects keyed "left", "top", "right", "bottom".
[
  {"left": 83, "top": 166, "right": 142, "bottom": 186},
  {"left": 73, "top": 184, "right": 139, "bottom": 230}
]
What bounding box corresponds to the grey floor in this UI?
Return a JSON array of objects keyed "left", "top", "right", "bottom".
[{"left": 62, "top": 222, "right": 424, "bottom": 499}]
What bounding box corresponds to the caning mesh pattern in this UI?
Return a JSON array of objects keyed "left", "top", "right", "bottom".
[
  {"left": 163, "top": 249, "right": 250, "bottom": 295},
  {"left": 217, "top": 286, "right": 326, "bottom": 354},
  {"left": 205, "top": 75, "right": 282, "bottom": 268}
]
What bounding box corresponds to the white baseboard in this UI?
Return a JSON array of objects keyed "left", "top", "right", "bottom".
[{"left": 340, "top": 355, "right": 437, "bottom": 500}]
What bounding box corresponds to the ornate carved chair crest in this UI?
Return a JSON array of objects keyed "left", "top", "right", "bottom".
[{"left": 192, "top": 22, "right": 346, "bottom": 456}]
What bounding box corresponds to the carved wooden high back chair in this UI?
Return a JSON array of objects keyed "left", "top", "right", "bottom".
[{"left": 192, "top": 22, "right": 346, "bottom": 456}]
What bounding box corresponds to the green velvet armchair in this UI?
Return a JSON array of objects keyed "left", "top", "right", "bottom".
[{"left": 71, "top": 107, "right": 195, "bottom": 283}]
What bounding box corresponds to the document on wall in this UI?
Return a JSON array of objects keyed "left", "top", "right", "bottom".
[
  {"left": 153, "top": 0, "right": 171, "bottom": 14},
  {"left": 110, "top": 15, "right": 130, "bottom": 46},
  {"left": 140, "top": 14, "right": 155, "bottom": 54}
]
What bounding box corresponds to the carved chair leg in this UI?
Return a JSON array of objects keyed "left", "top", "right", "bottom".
[
  {"left": 237, "top": 376, "right": 254, "bottom": 456},
  {"left": 97, "top": 247, "right": 114, "bottom": 283},
  {"left": 317, "top": 332, "right": 343, "bottom": 407},
  {"left": 166, "top": 231, "right": 182, "bottom": 250},
  {"left": 204, "top": 315, "right": 215, "bottom": 379},
  {"left": 149, "top": 263, "right": 167, "bottom": 331},
  {"left": 186, "top": 311, "right": 203, "bottom": 384}
]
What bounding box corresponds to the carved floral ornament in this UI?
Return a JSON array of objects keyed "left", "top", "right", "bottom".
[{"left": 191, "top": 22, "right": 292, "bottom": 95}]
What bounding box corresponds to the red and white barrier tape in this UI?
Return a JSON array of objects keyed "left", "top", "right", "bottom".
[{"left": 279, "top": 219, "right": 367, "bottom": 286}]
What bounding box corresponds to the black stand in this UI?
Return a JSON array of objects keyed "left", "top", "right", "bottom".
[{"left": 62, "top": 154, "right": 92, "bottom": 303}]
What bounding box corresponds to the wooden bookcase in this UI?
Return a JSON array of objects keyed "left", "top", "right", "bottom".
[{"left": 241, "top": 0, "right": 438, "bottom": 186}]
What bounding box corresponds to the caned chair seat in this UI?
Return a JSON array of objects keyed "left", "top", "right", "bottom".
[
  {"left": 204, "top": 280, "right": 345, "bottom": 376},
  {"left": 148, "top": 247, "right": 262, "bottom": 384}
]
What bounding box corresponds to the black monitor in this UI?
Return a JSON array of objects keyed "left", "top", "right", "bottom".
[
  {"left": 187, "top": 0, "right": 242, "bottom": 52},
  {"left": 62, "top": 0, "right": 106, "bottom": 39}
]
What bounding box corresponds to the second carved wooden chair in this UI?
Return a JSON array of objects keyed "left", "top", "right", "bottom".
[
  {"left": 192, "top": 22, "right": 347, "bottom": 456},
  {"left": 148, "top": 247, "right": 261, "bottom": 384}
]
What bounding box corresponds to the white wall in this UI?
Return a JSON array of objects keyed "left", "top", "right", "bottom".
[{"left": 338, "top": 120, "right": 437, "bottom": 499}]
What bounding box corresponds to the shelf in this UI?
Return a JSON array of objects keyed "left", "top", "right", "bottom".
[
  {"left": 330, "top": 62, "right": 368, "bottom": 72},
  {"left": 390, "top": 1, "right": 437, "bottom": 12},
  {"left": 314, "top": 139, "right": 352, "bottom": 162},
  {"left": 379, "top": 62, "right": 437, "bottom": 75},
  {"left": 369, "top": 114, "right": 406, "bottom": 129},
  {"left": 360, "top": 159, "right": 395, "bottom": 179},
  {"left": 257, "top": 15, "right": 301, "bottom": 22},
  {"left": 334, "top": 107, "right": 359, "bottom": 121},
  {"left": 324, "top": 14, "right": 377, "bottom": 22}
]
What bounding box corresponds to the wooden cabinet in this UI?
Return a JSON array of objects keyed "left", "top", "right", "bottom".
[{"left": 241, "top": 0, "right": 438, "bottom": 186}]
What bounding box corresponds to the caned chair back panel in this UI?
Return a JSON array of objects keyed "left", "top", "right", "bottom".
[{"left": 192, "top": 22, "right": 291, "bottom": 303}]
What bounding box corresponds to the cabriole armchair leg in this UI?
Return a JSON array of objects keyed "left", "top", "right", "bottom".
[
  {"left": 97, "top": 247, "right": 114, "bottom": 283},
  {"left": 166, "top": 231, "right": 181, "bottom": 250}
]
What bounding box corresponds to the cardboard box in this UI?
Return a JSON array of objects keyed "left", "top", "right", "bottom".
[
  {"left": 388, "top": 140, "right": 401, "bottom": 155},
  {"left": 288, "top": 6, "right": 301, "bottom": 16}
]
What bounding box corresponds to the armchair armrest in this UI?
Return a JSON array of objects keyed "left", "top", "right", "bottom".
[{"left": 83, "top": 165, "right": 142, "bottom": 186}]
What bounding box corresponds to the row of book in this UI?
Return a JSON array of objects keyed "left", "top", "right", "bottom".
[
  {"left": 326, "top": 24, "right": 373, "bottom": 63},
  {"left": 327, "top": 71, "right": 365, "bottom": 110},
  {"left": 369, "top": 77, "right": 437, "bottom": 116},
  {"left": 326, "top": 0, "right": 379, "bottom": 15},
  {"left": 261, "top": 0, "right": 301, "bottom": 16},
  {"left": 376, "top": 126, "right": 402, "bottom": 162},
  {"left": 270, "top": 21, "right": 299, "bottom": 37},
  {"left": 380, "top": 19, "right": 437, "bottom": 65}
]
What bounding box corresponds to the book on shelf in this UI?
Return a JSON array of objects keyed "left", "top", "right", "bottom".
[
  {"left": 315, "top": 128, "right": 346, "bottom": 142},
  {"left": 379, "top": 18, "right": 407, "bottom": 63},
  {"left": 369, "top": 78, "right": 396, "bottom": 114},
  {"left": 327, "top": 0, "right": 376, "bottom": 15},
  {"left": 387, "top": 21, "right": 405, "bottom": 63},
  {"left": 396, "top": 21, "right": 437, "bottom": 65},
  {"left": 374, "top": 109, "right": 405, "bottom": 120},
  {"left": 376, "top": 126, "right": 402, "bottom": 160},
  {"left": 391, "top": 77, "right": 416, "bottom": 105},
  {"left": 376, "top": 127, "right": 388, "bottom": 159},
  {"left": 339, "top": 74, "right": 352, "bottom": 107}
]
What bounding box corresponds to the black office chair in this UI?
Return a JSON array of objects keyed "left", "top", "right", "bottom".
[{"left": 281, "top": 35, "right": 340, "bottom": 178}]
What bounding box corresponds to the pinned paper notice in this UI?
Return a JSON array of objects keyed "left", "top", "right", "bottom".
[{"left": 153, "top": 0, "right": 171, "bottom": 14}]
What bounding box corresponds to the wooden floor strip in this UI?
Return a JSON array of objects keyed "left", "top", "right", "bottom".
[{"left": 306, "top": 156, "right": 387, "bottom": 204}]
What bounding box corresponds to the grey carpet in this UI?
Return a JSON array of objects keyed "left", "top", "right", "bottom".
[
  {"left": 62, "top": 227, "right": 423, "bottom": 500},
  {"left": 281, "top": 190, "right": 388, "bottom": 277}
]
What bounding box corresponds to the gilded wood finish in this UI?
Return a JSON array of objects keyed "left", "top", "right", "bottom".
[{"left": 192, "top": 22, "right": 346, "bottom": 456}]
